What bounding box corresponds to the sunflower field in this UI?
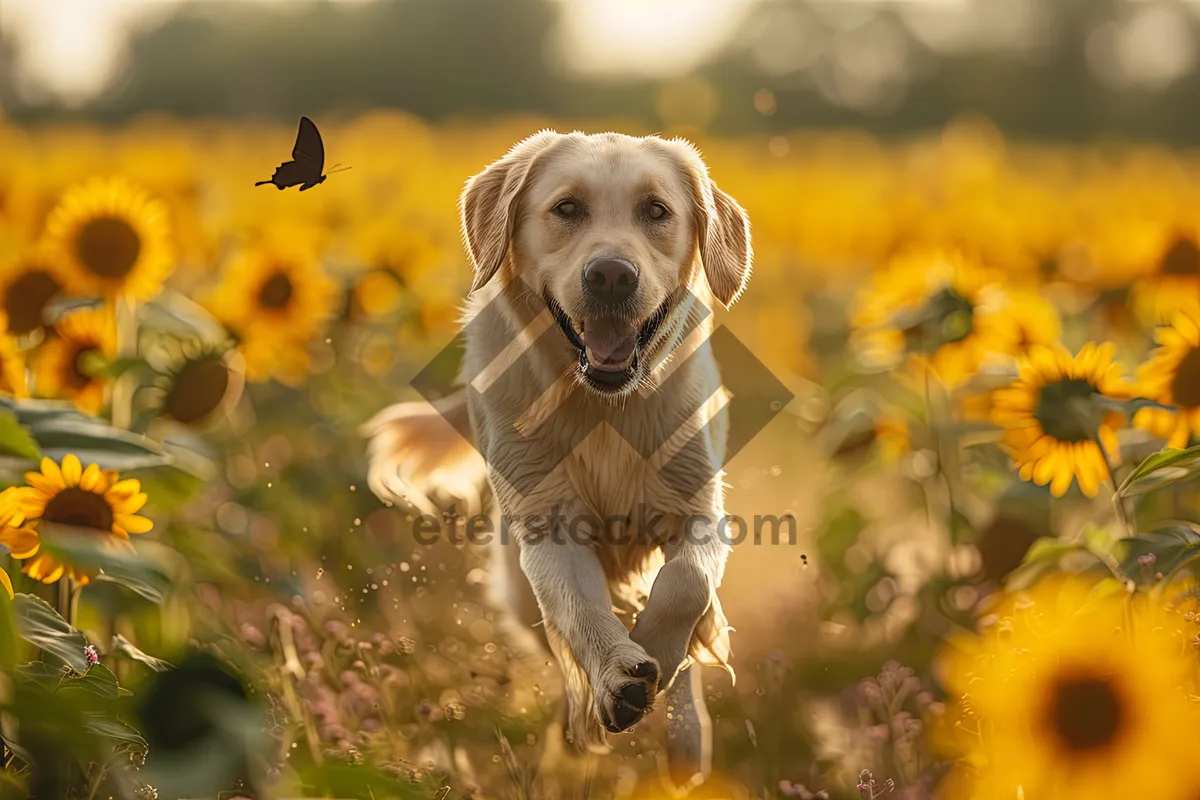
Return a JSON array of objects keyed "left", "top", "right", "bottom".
[{"left": 5, "top": 109, "right": 1200, "bottom": 799}]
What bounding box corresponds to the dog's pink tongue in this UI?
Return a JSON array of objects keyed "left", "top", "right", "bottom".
[{"left": 581, "top": 318, "right": 637, "bottom": 370}]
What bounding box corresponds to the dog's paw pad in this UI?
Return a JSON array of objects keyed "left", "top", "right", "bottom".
[
  {"left": 629, "top": 660, "right": 659, "bottom": 682},
  {"left": 620, "top": 679, "right": 649, "bottom": 711},
  {"left": 600, "top": 661, "right": 660, "bottom": 733},
  {"left": 604, "top": 697, "right": 644, "bottom": 733}
]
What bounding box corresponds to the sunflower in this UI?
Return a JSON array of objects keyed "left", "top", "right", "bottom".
[
  {"left": 0, "top": 490, "right": 23, "bottom": 600},
  {"left": 1129, "top": 229, "right": 1200, "bottom": 324},
  {"left": 31, "top": 308, "right": 117, "bottom": 414},
  {"left": 852, "top": 250, "right": 1055, "bottom": 387},
  {"left": 160, "top": 349, "right": 245, "bottom": 426},
  {"left": 351, "top": 222, "right": 445, "bottom": 318},
  {"left": 988, "top": 287, "right": 1061, "bottom": 356},
  {"left": 938, "top": 576, "right": 1200, "bottom": 800},
  {"left": 0, "top": 455, "right": 152, "bottom": 586},
  {"left": 204, "top": 241, "right": 338, "bottom": 384},
  {"left": 43, "top": 176, "right": 174, "bottom": 301},
  {"left": 992, "top": 342, "right": 1131, "bottom": 497},
  {"left": 0, "top": 313, "right": 28, "bottom": 398},
  {"left": 1133, "top": 311, "right": 1200, "bottom": 448},
  {"left": 0, "top": 249, "right": 63, "bottom": 336},
  {"left": 233, "top": 326, "right": 319, "bottom": 387}
]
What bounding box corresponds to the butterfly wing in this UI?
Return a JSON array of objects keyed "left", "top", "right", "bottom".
[
  {"left": 292, "top": 116, "right": 325, "bottom": 179},
  {"left": 266, "top": 160, "right": 311, "bottom": 188}
]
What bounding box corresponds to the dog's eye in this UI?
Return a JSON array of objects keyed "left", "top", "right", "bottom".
[
  {"left": 648, "top": 201, "right": 669, "bottom": 220},
  {"left": 553, "top": 199, "right": 578, "bottom": 218}
]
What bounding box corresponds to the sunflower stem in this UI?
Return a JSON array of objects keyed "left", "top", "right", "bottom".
[
  {"left": 55, "top": 576, "right": 78, "bottom": 629},
  {"left": 924, "top": 368, "right": 960, "bottom": 545},
  {"left": 110, "top": 295, "right": 138, "bottom": 431},
  {"left": 1102, "top": 445, "right": 1134, "bottom": 538}
]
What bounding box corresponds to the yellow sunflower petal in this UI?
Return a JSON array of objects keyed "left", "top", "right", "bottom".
[
  {"left": 1075, "top": 443, "right": 1102, "bottom": 497},
  {"left": 111, "top": 493, "right": 148, "bottom": 516},
  {"left": 0, "top": 526, "right": 40, "bottom": 559},
  {"left": 23, "top": 554, "right": 64, "bottom": 584},
  {"left": 1169, "top": 418, "right": 1192, "bottom": 449},
  {"left": 1033, "top": 453, "right": 1058, "bottom": 487},
  {"left": 106, "top": 478, "right": 142, "bottom": 499},
  {"left": 1175, "top": 312, "right": 1200, "bottom": 346},
  {"left": 1074, "top": 342, "right": 1097, "bottom": 379},
  {"left": 60, "top": 454, "right": 82, "bottom": 487},
  {"left": 116, "top": 514, "right": 153, "bottom": 535},
  {"left": 1050, "top": 449, "right": 1075, "bottom": 497},
  {"left": 1028, "top": 346, "right": 1062, "bottom": 382},
  {"left": 33, "top": 457, "right": 63, "bottom": 488},
  {"left": 79, "top": 462, "right": 103, "bottom": 493},
  {"left": 0, "top": 568, "right": 13, "bottom": 600},
  {"left": 1099, "top": 426, "right": 1121, "bottom": 462}
]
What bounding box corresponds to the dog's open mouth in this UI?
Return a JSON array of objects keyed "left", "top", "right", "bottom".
[{"left": 547, "top": 298, "right": 670, "bottom": 392}]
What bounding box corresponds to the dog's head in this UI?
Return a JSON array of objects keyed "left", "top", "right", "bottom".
[{"left": 460, "top": 130, "right": 752, "bottom": 396}]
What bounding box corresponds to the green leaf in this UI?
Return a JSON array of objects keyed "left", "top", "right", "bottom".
[
  {"left": 140, "top": 290, "right": 229, "bottom": 344},
  {"left": 297, "top": 762, "right": 434, "bottom": 799},
  {"left": 25, "top": 418, "right": 170, "bottom": 471},
  {"left": 12, "top": 594, "right": 90, "bottom": 672},
  {"left": 110, "top": 634, "right": 171, "bottom": 672},
  {"left": 16, "top": 660, "right": 67, "bottom": 691},
  {"left": 1006, "top": 536, "right": 1096, "bottom": 591},
  {"left": 1118, "top": 446, "right": 1200, "bottom": 498},
  {"left": 0, "top": 399, "right": 177, "bottom": 474},
  {"left": 82, "top": 715, "right": 147, "bottom": 748},
  {"left": 1081, "top": 524, "right": 1116, "bottom": 556},
  {"left": 42, "top": 296, "right": 103, "bottom": 325},
  {"left": 61, "top": 664, "right": 121, "bottom": 700},
  {"left": 0, "top": 411, "right": 39, "bottom": 461},
  {"left": 0, "top": 581, "right": 16, "bottom": 670},
  {"left": 1116, "top": 526, "right": 1200, "bottom": 584},
  {"left": 1093, "top": 396, "right": 1176, "bottom": 417},
  {"left": 90, "top": 356, "right": 159, "bottom": 381},
  {"left": 39, "top": 525, "right": 172, "bottom": 605},
  {"left": 1023, "top": 536, "right": 1082, "bottom": 564},
  {"left": 128, "top": 467, "right": 205, "bottom": 513}
]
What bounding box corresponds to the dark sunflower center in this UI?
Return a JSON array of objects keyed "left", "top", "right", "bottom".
[
  {"left": 257, "top": 271, "right": 294, "bottom": 310},
  {"left": 43, "top": 487, "right": 114, "bottom": 532},
  {"left": 70, "top": 346, "right": 100, "bottom": 389},
  {"left": 1160, "top": 236, "right": 1200, "bottom": 276},
  {"left": 4, "top": 270, "right": 61, "bottom": 335},
  {"left": 1046, "top": 673, "right": 1125, "bottom": 753},
  {"left": 1170, "top": 347, "right": 1200, "bottom": 408},
  {"left": 164, "top": 357, "right": 230, "bottom": 424},
  {"left": 902, "top": 288, "right": 974, "bottom": 354},
  {"left": 1034, "top": 378, "right": 1101, "bottom": 443},
  {"left": 75, "top": 216, "right": 142, "bottom": 279}
]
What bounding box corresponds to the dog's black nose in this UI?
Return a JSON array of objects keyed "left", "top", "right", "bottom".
[{"left": 582, "top": 258, "right": 639, "bottom": 303}]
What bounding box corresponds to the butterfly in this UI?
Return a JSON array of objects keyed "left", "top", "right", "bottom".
[{"left": 255, "top": 116, "right": 350, "bottom": 191}]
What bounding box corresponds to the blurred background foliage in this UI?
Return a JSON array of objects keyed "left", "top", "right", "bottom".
[{"left": 6, "top": 0, "right": 1200, "bottom": 141}]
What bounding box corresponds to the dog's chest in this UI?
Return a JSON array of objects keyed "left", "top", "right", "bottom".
[{"left": 561, "top": 422, "right": 655, "bottom": 517}]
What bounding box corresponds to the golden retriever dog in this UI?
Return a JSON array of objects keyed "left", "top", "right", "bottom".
[{"left": 362, "top": 130, "right": 752, "bottom": 786}]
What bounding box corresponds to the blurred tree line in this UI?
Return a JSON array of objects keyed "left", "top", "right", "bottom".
[{"left": 4, "top": 0, "right": 1200, "bottom": 142}]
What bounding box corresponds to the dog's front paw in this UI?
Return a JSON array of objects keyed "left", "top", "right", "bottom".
[{"left": 597, "top": 657, "right": 660, "bottom": 733}]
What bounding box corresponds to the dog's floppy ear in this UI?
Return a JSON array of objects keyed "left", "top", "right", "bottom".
[
  {"left": 672, "top": 140, "right": 753, "bottom": 308},
  {"left": 460, "top": 130, "right": 559, "bottom": 295}
]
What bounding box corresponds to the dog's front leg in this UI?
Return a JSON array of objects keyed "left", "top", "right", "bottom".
[
  {"left": 517, "top": 525, "right": 661, "bottom": 749},
  {"left": 629, "top": 517, "right": 727, "bottom": 690},
  {"left": 630, "top": 519, "right": 727, "bottom": 786}
]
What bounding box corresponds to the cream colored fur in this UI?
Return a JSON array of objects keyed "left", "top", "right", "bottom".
[{"left": 362, "top": 131, "right": 752, "bottom": 787}]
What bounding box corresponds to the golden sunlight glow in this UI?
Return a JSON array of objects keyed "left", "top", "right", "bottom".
[{"left": 548, "top": 0, "right": 753, "bottom": 78}]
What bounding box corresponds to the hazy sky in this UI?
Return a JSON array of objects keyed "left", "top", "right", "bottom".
[
  {"left": 6, "top": 0, "right": 1198, "bottom": 110},
  {"left": 0, "top": 0, "right": 753, "bottom": 105}
]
